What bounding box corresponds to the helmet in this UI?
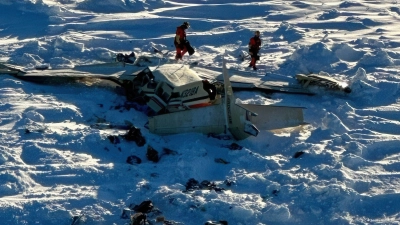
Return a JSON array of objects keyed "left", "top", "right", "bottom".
[{"left": 183, "top": 21, "right": 190, "bottom": 29}]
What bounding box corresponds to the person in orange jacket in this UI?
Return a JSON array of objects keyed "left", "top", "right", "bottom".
[
  {"left": 248, "top": 30, "right": 261, "bottom": 70},
  {"left": 174, "top": 21, "right": 190, "bottom": 60}
]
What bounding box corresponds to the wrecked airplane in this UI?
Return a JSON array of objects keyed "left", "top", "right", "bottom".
[{"left": 0, "top": 55, "right": 307, "bottom": 140}]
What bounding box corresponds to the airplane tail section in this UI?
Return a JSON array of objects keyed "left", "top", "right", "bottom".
[{"left": 222, "top": 58, "right": 259, "bottom": 140}]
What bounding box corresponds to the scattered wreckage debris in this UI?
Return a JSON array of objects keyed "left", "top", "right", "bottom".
[
  {"left": 293, "top": 151, "right": 305, "bottom": 158},
  {"left": 104, "top": 126, "right": 146, "bottom": 147},
  {"left": 124, "top": 144, "right": 179, "bottom": 165},
  {"left": 127, "top": 145, "right": 180, "bottom": 164},
  {"left": 146, "top": 145, "right": 159, "bottom": 162},
  {"left": 107, "top": 135, "right": 121, "bottom": 144},
  {"left": 155, "top": 216, "right": 183, "bottom": 225},
  {"left": 224, "top": 179, "right": 235, "bottom": 187},
  {"left": 132, "top": 200, "right": 154, "bottom": 213},
  {"left": 146, "top": 146, "right": 179, "bottom": 163},
  {"left": 110, "top": 179, "right": 221, "bottom": 224},
  {"left": 124, "top": 127, "right": 146, "bottom": 146},
  {"left": 162, "top": 147, "right": 179, "bottom": 156},
  {"left": 185, "top": 178, "right": 226, "bottom": 192},
  {"left": 121, "top": 200, "right": 184, "bottom": 225},
  {"left": 116, "top": 52, "right": 136, "bottom": 63},
  {"left": 214, "top": 158, "right": 230, "bottom": 164},
  {"left": 71, "top": 213, "right": 85, "bottom": 225},
  {"left": 121, "top": 200, "right": 154, "bottom": 223},
  {"left": 272, "top": 189, "right": 280, "bottom": 196},
  {"left": 130, "top": 212, "right": 147, "bottom": 225},
  {"left": 296, "top": 73, "right": 352, "bottom": 93}
]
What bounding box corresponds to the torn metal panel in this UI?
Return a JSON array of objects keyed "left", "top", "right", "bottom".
[
  {"left": 237, "top": 104, "right": 306, "bottom": 130},
  {"left": 148, "top": 104, "right": 225, "bottom": 135}
]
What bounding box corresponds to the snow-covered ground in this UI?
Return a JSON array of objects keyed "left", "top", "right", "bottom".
[{"left": 1, "top": 0, "right": 400, "bottom": 224}]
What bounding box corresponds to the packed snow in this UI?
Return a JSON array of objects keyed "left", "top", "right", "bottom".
[{"left": 1, "top": 0, "right": 400, "bottom": 224}]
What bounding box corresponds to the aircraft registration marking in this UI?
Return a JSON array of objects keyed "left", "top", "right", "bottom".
[{"left": 181, "top": 86, "right": 199, "bottom": 98}]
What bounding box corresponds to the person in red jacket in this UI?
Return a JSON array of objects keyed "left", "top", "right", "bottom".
[
  {"left": 174, "top": 22, "right": 190, "bottom": 60},
  {"left": 248, "top": 30, "right": 261, "bottom": 70}
]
